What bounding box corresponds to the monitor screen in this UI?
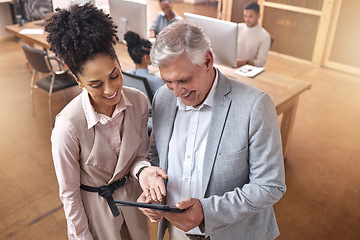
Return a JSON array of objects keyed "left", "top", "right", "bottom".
[
  {"left": 109, "top": 0, "right": 147, "bottom": 42},
  {"left": 184, "top": 13, "right": 238, "bottom": 68}
]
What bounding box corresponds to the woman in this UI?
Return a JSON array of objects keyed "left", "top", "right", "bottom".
[
  {"left": 46, "top": 4, "right": 166, "bottom": 240},
  {"left": 124, "top": 31, "right": 163, "bottom": 95},
  {"left": 149, "top": 0, "right": 182, "bottom": 39}
]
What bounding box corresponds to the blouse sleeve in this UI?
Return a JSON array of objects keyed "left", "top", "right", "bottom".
[{"left": 51, "top": 115, "right": 93, "bottom": 240}]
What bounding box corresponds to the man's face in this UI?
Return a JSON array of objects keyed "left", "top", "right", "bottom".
[
  {"left": 243, "top": 9, "right": 259, "bottom": 27},
  {"left": 159, "top": 51, "right": 214, "bottom": 108}
]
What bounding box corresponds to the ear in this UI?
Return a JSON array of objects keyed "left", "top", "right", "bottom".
[
  {"left": 143, "top": 54, "right": 151, "bottom": 65},
  {"left": 71, "top": 72, "right": 84, "bottom": 88},
  {"left": 205, "top": 50, "right": 213, "bottom": 69}
]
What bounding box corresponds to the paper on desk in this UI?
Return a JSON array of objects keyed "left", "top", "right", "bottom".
[
  {"left": 234, "top": 64, "right": 264, "bottom": 77},
  {"left": 19, "top": 29, "right": 44, "bottom": 35}
]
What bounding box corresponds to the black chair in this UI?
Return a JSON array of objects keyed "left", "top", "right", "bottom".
[
  {"left": 271, "top": 37, "right": 274, "bottom": 49},
  {"left": 121, "top": 71, "right": 154, "bottom": 135},
  {"left": 22, "top": 44, "right": 77, "bottom": 127}
]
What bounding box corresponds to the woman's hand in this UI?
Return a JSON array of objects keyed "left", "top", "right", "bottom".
[{"left": 138, "top": 166, "right": 168, "bottom": 202}]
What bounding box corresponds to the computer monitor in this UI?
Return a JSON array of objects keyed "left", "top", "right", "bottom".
[
  {"left": 184, "top": 13, "right": 238, "bottom": 68},
  {"left": 109, "top": 0, "right": 147, "bottom": 42}
]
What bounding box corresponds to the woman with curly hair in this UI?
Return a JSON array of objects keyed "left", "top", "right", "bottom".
[
  {"left": 46, "top": 4, "right": 167, "bottom": 240},
  {"left": 124, "top": 31, "right": 163, "bottom": 95}
]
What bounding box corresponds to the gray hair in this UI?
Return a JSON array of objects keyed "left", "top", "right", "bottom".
[{"left": 150, "top": 20, "right": 211, "bottom": 67}]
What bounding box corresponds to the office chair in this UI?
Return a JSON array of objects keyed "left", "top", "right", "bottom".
[
  {"left": 22, "top": 44, "right": 77, "bottom": 127},
  {"left": 121, "top": 71, "right": 154, "bottom": 135},
  {"left": 271, "top": 38, "right": 275, "bottom": 49}
]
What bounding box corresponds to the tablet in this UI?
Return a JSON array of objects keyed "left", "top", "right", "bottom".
[{"left": 115, "top": 200, "right": 185, "bottom": 213}]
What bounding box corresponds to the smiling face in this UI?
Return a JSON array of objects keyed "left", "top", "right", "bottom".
[
  {"left": 76, "top": 54, "right": 123, "bottom": 116},
  {"left": 159, "top": 50, "right": 215, "bottom": 108}
]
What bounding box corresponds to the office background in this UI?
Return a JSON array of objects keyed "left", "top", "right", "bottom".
[{"left": 0, "top": 0, "right": 359, "bottom": 239}]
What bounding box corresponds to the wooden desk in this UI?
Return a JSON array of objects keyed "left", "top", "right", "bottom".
[
  {"left": 5, "top": 20, "right": 48, "bottom": 49},
  {"left": 6, "top": 21, "right": 311, "bottom": 157}
]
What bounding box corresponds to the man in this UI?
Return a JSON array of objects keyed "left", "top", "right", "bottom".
[
  {"left": 237, "top": 2, "right": 271, "bottom": 67},
  {"left": 149, "top": 0, "right": 182, "bottom": 39},
  {"left": 138, "top": 20, "right": 286, "bottom": 240}
]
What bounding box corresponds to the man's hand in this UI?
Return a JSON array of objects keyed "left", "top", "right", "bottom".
[
  {"left": 236, "top": 59, "right": 247, "bottom": 68},
  {"left": 138, "top": 166, "right": 168, "bottom": 202},
  {"left": 163, "top": 198, "right": 204, "bottom": 232},
  {"left": 137, "top": 192, "right": 164, "bottom": 223}
]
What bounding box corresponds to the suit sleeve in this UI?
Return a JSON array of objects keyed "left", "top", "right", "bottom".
[{"left": 200, "top": 93, "right": 286, "bottom": 235}]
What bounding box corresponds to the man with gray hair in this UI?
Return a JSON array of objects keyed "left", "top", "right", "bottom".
[{"left": 137, "top": 20, "right": 286, "bottom": 240}]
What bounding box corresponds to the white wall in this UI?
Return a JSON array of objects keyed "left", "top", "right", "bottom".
[{"left": 0, "top": 3, "right": 13, "bottom": 39}]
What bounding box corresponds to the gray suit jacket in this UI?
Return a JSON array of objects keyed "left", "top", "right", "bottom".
[{"left": 149, "top": 69, "right": 286, "bottom": 240}]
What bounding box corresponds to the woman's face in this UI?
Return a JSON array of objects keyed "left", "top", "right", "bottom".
[
  {"left": 76, "top": 54, "right": 123, "bottom": 116},
  {"left": 160, "top": 1, "right": 172, "bottom": 17}
]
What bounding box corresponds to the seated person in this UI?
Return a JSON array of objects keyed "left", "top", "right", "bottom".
[
  {"left": 237, "top": 2, "right": 271, "bottom": 67},
  {"left": 124, "top": 31, "right": 164, "bottom": 95},
  {"left": 149, "top": 0, "right": 182, "bottom": 39}
]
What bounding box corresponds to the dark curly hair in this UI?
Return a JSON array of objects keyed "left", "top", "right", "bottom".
[
  {"left": 45, "top": 3, "right": 119, "bottom": 77},
  {"left": 124, "top": 31, "right": 152, "bottom": 64}
]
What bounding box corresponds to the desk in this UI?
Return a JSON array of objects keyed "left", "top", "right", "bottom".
[
  {"left": 6, "top": 20, "right": 311, "bottom": 157},
  {"left": 5, "top": 20, "right": 48, "bottom": 48}
]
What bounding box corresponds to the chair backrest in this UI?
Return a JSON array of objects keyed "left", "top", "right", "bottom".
[
  {"left": 22, "top": 44, "right": 50, "bottom": 73},
  {"left": 271, "top": 37, "right": 274, "bottom": 49},
  {"left": 122, "top": 71, "right": 154, "bottom": 104}
]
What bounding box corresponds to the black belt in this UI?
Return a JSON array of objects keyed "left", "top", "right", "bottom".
[
  {"left": 186, "top": 234, "right": 210, "bottom": 240},
  {"left": 80, "top": 173, "right": 130, "bottom": 217}
]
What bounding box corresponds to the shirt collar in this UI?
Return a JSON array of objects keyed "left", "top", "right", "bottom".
[
  {"left": 82, "top": 89, "right": 132, "bottom": 129},
  {"left": 177, "top": 68, "right": 219, "bottom": 111}
]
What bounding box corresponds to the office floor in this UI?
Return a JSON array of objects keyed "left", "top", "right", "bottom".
[{"left": 1, "top": 1, "right": 360, "bottom": 240}]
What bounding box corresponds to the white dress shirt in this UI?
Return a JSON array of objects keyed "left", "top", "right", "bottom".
[{"left": 167, "top": 70, "right": 219, "bottom": 235}]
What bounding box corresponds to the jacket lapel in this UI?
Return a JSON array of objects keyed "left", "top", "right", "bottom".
[
  {"left": 85, "top": 128, "right": 118, "bottom": 175},
  {"left": 157, "top": 92, "right": 177, "bottom": 172},
  {"left": 202, "top": 72, "right": 232, "bottom": 196},
  {"left": 110, "top": 109, "right": 142, "bottom": 183}
]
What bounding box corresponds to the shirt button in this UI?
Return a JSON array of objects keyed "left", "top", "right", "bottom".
[
  {"left": 186, "top": 155, "right": 191, "bottom": 159},
  {"left": 191, "top": 131, "right": 195, "bottom": 135},
  {"left": 184, "top": 178, "right": 189, "bottom": 182}
]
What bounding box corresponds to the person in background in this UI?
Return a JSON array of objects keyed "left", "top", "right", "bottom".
[
  {"left": 149, "top": 0, "right": 182, "bottom": 39},
  {"left": 124, "top": 31, "right": 164, "bottom": 95},
  {"left": 46, "top": 4, "right": 166, "bottom": 240},
  {"left": 236, "top": 2, "right": 271, "bottom": 67},
  {"left": 137, "top": 20, "right": 286, "bottom": 240}
]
